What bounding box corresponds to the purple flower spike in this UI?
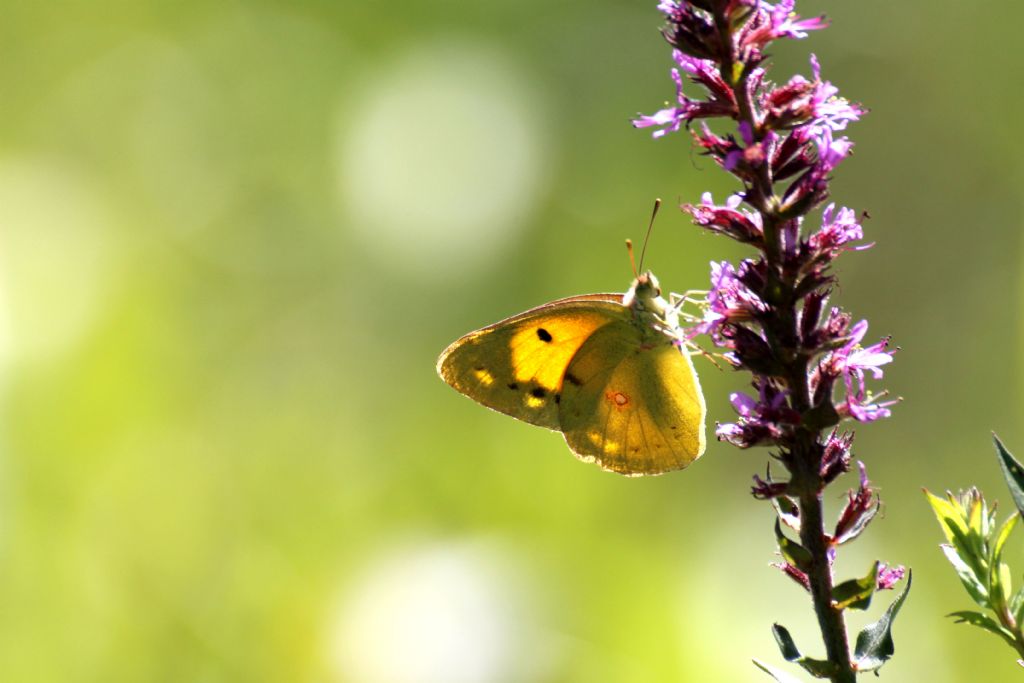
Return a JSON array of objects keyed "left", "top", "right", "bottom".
[{"left": 635, "top": 1, "right": 902, "bottom": 675}]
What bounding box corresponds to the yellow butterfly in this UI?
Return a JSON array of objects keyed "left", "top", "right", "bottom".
[{"left": 437, "top": 266, "right": 706, "bottom": 476}]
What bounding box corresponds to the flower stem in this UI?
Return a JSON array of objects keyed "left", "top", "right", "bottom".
[{"left": 795, "top": 449, "right": 856, "bottom": 682}]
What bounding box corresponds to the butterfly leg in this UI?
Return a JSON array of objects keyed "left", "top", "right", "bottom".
[{"left": 669, "top": 289, "right": 710, "bottom": 323}]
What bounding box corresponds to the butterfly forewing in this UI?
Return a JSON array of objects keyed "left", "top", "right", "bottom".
[
  {"left": 437, "top": 296, "right": 628, "bottom": 429},
  {"left": 558, "top": 322, "right": 706, "bottom": 475}
]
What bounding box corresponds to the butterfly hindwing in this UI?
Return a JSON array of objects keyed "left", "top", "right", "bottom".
[
  {"left": 558, "top": 321, "right": 706, "bottom": 475},
  {"left": 437, "top": 295, "right": 628, "bottom": 429}
]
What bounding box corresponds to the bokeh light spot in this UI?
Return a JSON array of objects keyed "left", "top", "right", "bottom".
[
  {"left": 0, "top": 159, "right": 116, "bottom": 366},
  {"left": 328, "top": 539, "right": 534, "bottom": 683},
  {"left": 337, "top": 41, "right": 548, "bottom": 279}
]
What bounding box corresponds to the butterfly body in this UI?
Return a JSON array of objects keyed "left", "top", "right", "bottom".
[{"left": 437, "top": 272, "right": 706, "bottom": 476}]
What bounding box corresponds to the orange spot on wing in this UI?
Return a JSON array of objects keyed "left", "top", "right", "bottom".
[{"left": 605, "top": 390, "right": 630, "bottom": 410}]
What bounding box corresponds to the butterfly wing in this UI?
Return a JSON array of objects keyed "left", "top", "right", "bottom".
[
  {"left": 558, "top": 321, "right": 706, "bottom": 475},
  {"left": 437, "top": 295, "right": 628, "bottom": 429}
]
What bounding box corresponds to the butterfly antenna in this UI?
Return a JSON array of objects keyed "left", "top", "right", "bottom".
[
  {"left": 625, "top": 239, "right": 637, "bottom": 278},
  {"left": 638, "top": 198, "right": 661, "bottom": 273}
]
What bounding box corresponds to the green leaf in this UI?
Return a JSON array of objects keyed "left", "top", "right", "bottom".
[
  {"left": 854, "top": 570, "right": 912, "bottom": 671},
  {"left": 773, "top": 495, "right": 801, "bottom": 533},
  {"left": 995, "top": 562, "right": 1013, "bottom": 611},
  {"left": 772, "top": 623, "right": 802, "bottom": 661},
  {"left": 968, "top": 492, "right": 985, "bottom": 538},
  {"left": 949, "top": 525, "right": 989, "bottom": 582},
  {"left": 989, "top": 513, "right": 1018, "bottom": 613},
  {"left": 925, "top": 488, "right": 990, "bottom": 569},
  {"left": 768, "top": 626, "right": 837, "bottom": 679},
  {"left": 995, "top": 435, "right": 1024, "bottom": 518},
  {"left": 940, "top": 544, "right": 989, "bottom": 608},
  {"left": 833, "top": 562, "right": 879, "bottom": 611},
  {"left": 752, "top": 659, "right": 806, "bottom": 683},
  {"left": 992, "top": 513, "right": 1018, "bottom": 568},
  {"left": 1011, "top": 585, "right": 1024, "bottom": 626},
  {"left": 925, "top": 489, "right": 968, "bottom": 545},
  {"left": 948, "top": 610, "right": 1020, "bottom": 651},
  {"left": 775, "top": 520, "right": 812, "bottom": 572},
  {"left": 797, "top": 658, "right": 839, "bottom": 679}
]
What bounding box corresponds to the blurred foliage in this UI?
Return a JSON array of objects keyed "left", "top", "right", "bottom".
[
  {"left": 925, "top": 439, "right": 1024, "bottom": 662},
  {"left": 0, "top": 0, "right": 1022, "bottom": 681}
]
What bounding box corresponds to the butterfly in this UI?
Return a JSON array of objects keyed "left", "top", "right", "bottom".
[{"left": 436, "top": 268, "right": 707, "bottom": 476}]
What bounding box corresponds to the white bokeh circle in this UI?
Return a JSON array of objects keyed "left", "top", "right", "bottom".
[
  {"left": 328, "top": 539, "right": 537, "bottom": 683},
  {"left": 337, "top": 41, "right": 548, "bottom": 279}
]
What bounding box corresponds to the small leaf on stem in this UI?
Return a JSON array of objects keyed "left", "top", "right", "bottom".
[
  {"left": 775, "top": 519, "right": 812, "bottom": 572},
  {"left": 832, "top": 561, "right": 879, "bottom": 611},
  {"left": 773, "top": 495, "right": 801, "bottom": 532},
  {"left": 771, "top": 624, "right": 838, "bottom": 679},
  {"left": 753, "top": 659, "right": 806, "bottom": 683},
  {"left": 939, "top": 545, "right": 989, "bottom": 608},
  {"left": 853, "top": 570, "right": 912, "bottom": 672},
  {"left": 772, "top": 623, "right": 802, "bottom": 661},
  {"left": 995, "top": 434, "right": 1024, "bottom": 518}
]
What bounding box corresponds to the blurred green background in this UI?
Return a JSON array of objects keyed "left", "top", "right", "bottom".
[{"left": 0, "top": 0, "right": 1020, "bottom": 681}]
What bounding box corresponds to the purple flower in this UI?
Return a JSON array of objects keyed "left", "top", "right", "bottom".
[
  {"left": 808, "top": 203, "right": 866, "bottom": 256},
  {"left": 763, "top": 56, "right": 864, "bottom": 133},
  {"left": 675, "top": 51, "right": 732, "bottom": 102},
  {"left": 820, "top": 429, "right": 853, "bottom": 483},
  {"left": 687, "top": 256, "right": 767, "bottom": 340},
  {"left": 772, "top": 560, "right": 811, "bottom": 591},
  {"left": 752, "top": 470, "right": 789, "bottom": 499},
  {"left": 833, "top": 462, "right": 879, "bottom": 545},
  {"left": 828, "top": 321, "right": 898, "bottom": 422},
  {"left": 684, "top": 192, "right": 763, "bottom": 244},
  {"left": 722, "top": 122, "right": 775, "bottom": 173},
  {"left": 803, "top": 204, "right": 871, "bottom": 277},
  {"left": 633, "top": 51, "right": 736, "bottom": 138},
  {"left": 876, "top": 563, "right": 906, "bottom": 591},
  {"left": 785, "top": 128, "right": 853, "bottom": 208},
  {"left": 717, "top": 380, "right": 798, "bottom": 448},
  {"left": 806, "top": 55, "right": 864, "bottom": 131},
  {"left": 656, "top": 0, "right": 681, "bottom": 15},
  {"left": 740, "top": 0, "right": 827, "bottom": 54},
  {"left": 767, "top": 0, "right": 828, "bottom": 40}
]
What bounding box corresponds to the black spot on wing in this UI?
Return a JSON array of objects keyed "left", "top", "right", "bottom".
[
  {"left": 565, "top": 372, "right": 582, "bottom": 386},
  {"left": 536, "top": 328, "right": 553, "bottom": 342},
  {"left": 530, "top": 387, "right": 547, "bottom": 399},
  {"left": 507, "top": 382, "right": 519, "bottom": 390}
]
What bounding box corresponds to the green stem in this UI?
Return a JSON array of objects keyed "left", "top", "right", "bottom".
[{"left": 794, "top": 440, "right": 857, "bottom": 683}]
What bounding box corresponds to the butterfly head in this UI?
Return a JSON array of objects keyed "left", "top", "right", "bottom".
[
  {"left": 631, "top": 270, "right": 661, "bottom": 299},
  {"left": 624, "top": 270, "right": 679, "bottom": 335}
]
